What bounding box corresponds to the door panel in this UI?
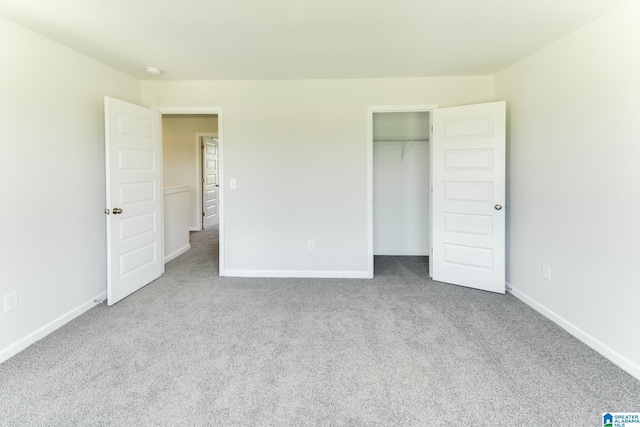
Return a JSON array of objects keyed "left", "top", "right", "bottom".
[
  {"left": 432, "top": 101, "right": 506, "bottom": 293},
  {"left": 105, "top": 97, "right": 163, "bottom": 305},
  {"left": 202, "top": 137, "right": 219, "bottom": 229}
]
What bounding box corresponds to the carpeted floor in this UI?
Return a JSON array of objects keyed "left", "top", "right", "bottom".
[{"left": 1, "top": 225, "right": 639, "bottom": 426}]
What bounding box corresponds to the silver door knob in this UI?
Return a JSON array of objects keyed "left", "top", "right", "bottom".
[
  {"left": 494, "top": 204, "right": 503, "bottom": 211},
  {"left": 113, "top": 208, "right": 123, "bottom": 214}
]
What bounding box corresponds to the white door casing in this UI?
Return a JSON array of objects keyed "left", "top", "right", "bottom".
[
  {"left": 158, "top": 108, "right": 224, "bottom": 276},
  {"left": 431, "top": 101, "right": 506, "bottom": 293},
  {"left": 202, "top": 137, "right": 219, "bottom": 229},
  {"left": 105, "top": 97, "right": 163, "bottom": 305},
  {"left": 366, "top": 104, "right": 438, "bottom": 278}
]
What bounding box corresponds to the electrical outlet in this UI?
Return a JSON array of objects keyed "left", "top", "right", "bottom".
[
  {"left": 4, "top": 291, "right": 18, "bottom": 313},
  {"left": 542, "top": 264, "right": 551, "bottom": 282},
  {"left": 307, "top": 240, "right": 315, "bottom": 251}
]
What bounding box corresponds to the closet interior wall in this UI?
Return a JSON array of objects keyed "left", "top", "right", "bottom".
[{"left": 373, "top": 112, "right": 430, "bottom": 255}]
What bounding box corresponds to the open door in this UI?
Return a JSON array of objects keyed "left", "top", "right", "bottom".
[
  {"left": 105, "top": 97, "right": 163, "bottom": 305},
  {"left": 202, "top": 137, "right": 219, "bottom": 229},
  {"left": 431, "top": 101, "right": 506, "bottom": 293}
]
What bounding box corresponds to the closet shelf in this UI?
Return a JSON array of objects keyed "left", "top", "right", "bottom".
[{"left": 373, "top": 137, "right": 429, "bottom": 143}]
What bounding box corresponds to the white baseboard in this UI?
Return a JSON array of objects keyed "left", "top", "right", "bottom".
[
  {"left": 507, "top": 282, "right": 640, "bottom": 381},
  {"left": 0, "top": 291, "right": 106, "bottom": 364},
  {"left": 223, "top": 270, "right": 371, "bottom": 279},
  {"left": 189, "top": 226, "right": 200, "bottom": 232},
  {"left": 164, "top": 244, "right": 191, "bottom": 263}
]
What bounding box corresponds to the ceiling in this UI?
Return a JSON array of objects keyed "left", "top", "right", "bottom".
[{"left": 0, "top": 0, "right": 630, "bottom": 80}]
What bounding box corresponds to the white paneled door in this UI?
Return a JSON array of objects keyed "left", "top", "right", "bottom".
[
  {"left": 202, "top": 137, "right": 219, "bottom": 229},
  {"left": 431, "top": 101, "right": 506, "bottom": 293},
  {"left": 104, "top": 97, "right": 163, "bottom": 305}
]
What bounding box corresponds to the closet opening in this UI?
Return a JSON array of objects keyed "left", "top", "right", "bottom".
[{"left": 370, "top": 108, "right": 433, "bottom": 277}]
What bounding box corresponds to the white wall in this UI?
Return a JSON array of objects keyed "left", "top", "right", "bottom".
[
  {"left": 2, "top": 3, "right": 637, "bottom": 383},
  {"left": 0, "top": 17, "right": 140, "bottom": 361},
  {"left": 373, "top": 111, "right": 430, "bottom": 140},
  {"left": 162, "top": 115, "right": 218, "bottom": 230},
  {"left": 373, "top": 112, "right": 430, "bottom": 255},
  {"left": 496, "top": 0, "right": 640, "bottom": 379},
  {"left": 141, "top": 77, "right": 494, "bottom": 276}
]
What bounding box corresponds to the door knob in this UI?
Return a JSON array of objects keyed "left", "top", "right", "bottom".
[
  {"left": 113, "top": 208, "right": 123, "bottom": 214},
  {"left": 494, "top": 204, "right": 503, "bottom": 211}
]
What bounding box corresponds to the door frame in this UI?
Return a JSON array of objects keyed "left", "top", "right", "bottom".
[
  {"left": 367, "top": 104, "right": 438, "bottom": 278},
  {"left": 156, "top": 106, "right": 225, "bottom": 276},
  {"left": 197, "top": 133, "right": 218, "bottom": 230}
]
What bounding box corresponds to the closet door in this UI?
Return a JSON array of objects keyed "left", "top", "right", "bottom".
[{"left": 431, "top": 101, "right": 506, "bottom": 294}]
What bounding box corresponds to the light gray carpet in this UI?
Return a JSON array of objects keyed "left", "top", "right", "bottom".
[{"left": 1, "top": 226, "right": 639, "bottom": 426}]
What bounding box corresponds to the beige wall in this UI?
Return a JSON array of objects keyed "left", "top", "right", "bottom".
[
  {"left": 142, "top": 77, "right": 494, "bottom": 275},
  {"left": 496, "top": 1, "right": 640, "bottom": 378},
  {"left": 162, "top": 115, "right": 218, "bottom": 229},
  {"left": 0, "top": 17, "right": 140, "bottom": 360}
]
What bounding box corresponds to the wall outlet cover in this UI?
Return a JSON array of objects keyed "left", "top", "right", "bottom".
[{"left": 4, "top": 291, "right": 18, "bottom": 313}]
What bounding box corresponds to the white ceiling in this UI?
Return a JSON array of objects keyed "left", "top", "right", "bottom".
[{"left": 0, "top": 0, "right": 630, "bottom": 80}]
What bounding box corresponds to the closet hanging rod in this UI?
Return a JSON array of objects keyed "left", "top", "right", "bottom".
[{"left": 373, "top": 137, "right": 429, "bottom": 143}]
